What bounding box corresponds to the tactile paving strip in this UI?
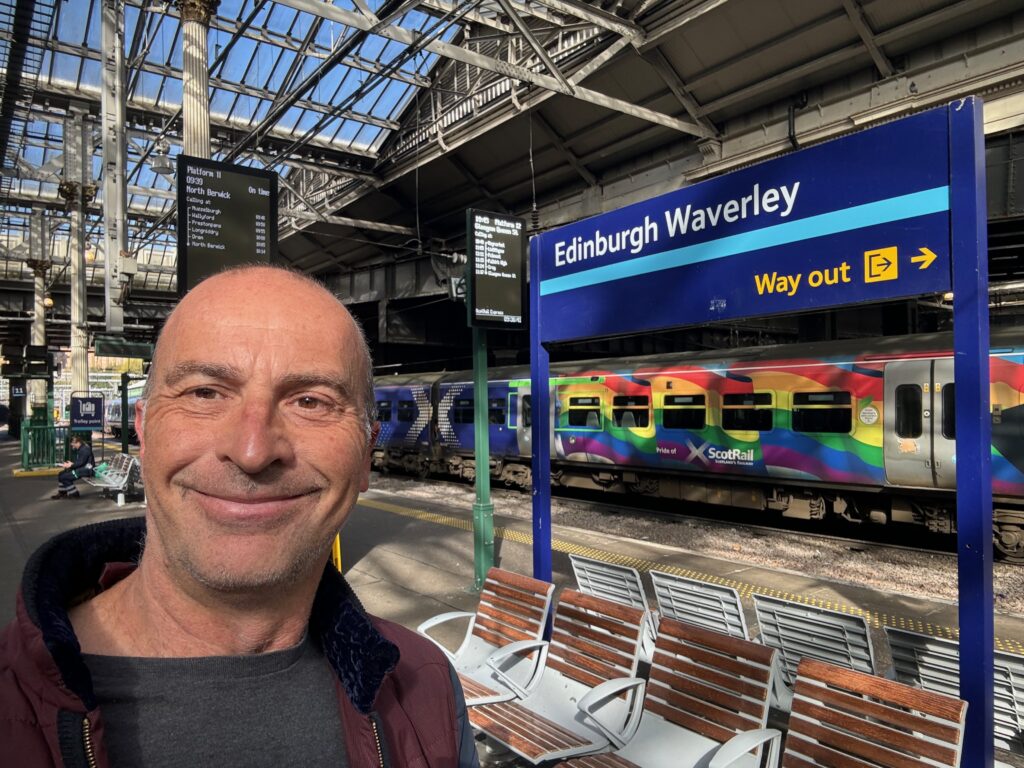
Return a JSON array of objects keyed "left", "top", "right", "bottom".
[{"left": 356, "top": 496, "right": 1024, "bottom": 654}]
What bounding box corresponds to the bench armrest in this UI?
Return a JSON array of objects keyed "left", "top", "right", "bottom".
[
  {"left": 486, "top": 639, "right": 549, "bottom": 699},
  {"left": 708, "top": 728, "right": 782, "bottom": 768},
  {"left": 416, "top": 612, "right": 475, "bottom": 663},
  {"left": 577, "top": 677, "right": 646, "bottom": 750}
]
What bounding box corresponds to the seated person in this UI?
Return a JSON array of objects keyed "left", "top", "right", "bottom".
[{"left": 54, "top": 434, "right": 95, "bottom": 499}]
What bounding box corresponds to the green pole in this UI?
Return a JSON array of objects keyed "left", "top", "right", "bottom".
[
  {"left": 120, "top": 372, "right": 130, "bottom": 455},
  {"left": 472, "top": 325, "right": 495, "bottom": 590}
]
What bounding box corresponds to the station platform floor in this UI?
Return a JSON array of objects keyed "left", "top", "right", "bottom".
[{"left": 2, "top": 432, "right": 1023, "bottom": 765}]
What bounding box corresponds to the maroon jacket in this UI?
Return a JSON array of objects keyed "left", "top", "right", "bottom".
[{"left": 0, "top": 517, "right": 476, "bottom": 767}]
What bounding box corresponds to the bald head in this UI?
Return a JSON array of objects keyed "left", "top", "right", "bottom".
[{"left": 145, "top": 265, "right": 376, "bottom": 441}]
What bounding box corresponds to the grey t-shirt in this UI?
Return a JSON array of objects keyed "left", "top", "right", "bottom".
[{"left": 84, "top": 634, "right": 347, "bottom": 767}]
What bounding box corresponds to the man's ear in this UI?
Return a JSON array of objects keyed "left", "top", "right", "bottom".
[
  {"left": 134, "top": 400, "right": 147, "bottom": 457},
  {"left": 360, "top": 422, "right": 381, "bottom": 492}
]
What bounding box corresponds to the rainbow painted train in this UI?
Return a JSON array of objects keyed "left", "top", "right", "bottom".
[{"left": 372, "top": 330, "right": 1024, "bottom": 562}]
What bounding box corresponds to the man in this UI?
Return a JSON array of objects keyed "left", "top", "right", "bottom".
[
  {"left": 1, "top": 266, "right": 480, "bottom": 767},
  {"left": 53, "top": 433, "right": 95, "bottom": 498}
]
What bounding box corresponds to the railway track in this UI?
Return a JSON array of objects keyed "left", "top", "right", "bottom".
[{"left": 371, "top": 472, "right": 960, "bottom": 562}]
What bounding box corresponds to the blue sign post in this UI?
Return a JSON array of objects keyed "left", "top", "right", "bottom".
[{"left": 529, "top": 98, "right": 992, "bottom": 764}]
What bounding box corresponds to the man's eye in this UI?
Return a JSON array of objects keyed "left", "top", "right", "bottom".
[
  {"left": 296, "top": 396, "right": 327, "bottom": 410},
  {"left": 191, "top": 387, "right": 219, "bottom": 400}
]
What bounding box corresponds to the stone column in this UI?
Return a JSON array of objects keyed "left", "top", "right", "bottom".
[
  {"left": 60, "top": 109, "right": 94, "bottom": 395},
  {"left": 26, "top": 210, "right": 49, "bottom": 416},
  {"left": 177, "top": 0, "right": 218, "bottom": 158}
]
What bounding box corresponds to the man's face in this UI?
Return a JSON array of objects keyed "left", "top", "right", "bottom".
[{"left": 137, "top": 271, "right": 374, "bottom": 594}]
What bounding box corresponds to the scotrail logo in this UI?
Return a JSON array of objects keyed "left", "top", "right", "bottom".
[{"left": 686, "top": 440, "right": 755, "bottom": 466}]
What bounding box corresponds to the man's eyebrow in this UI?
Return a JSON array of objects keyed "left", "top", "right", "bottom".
[
  {"left": 278, "top": 372, "right": 354, "bottom": 400},
  {"left": 163, "top": 361, "right": 245, "bottom": 388}
]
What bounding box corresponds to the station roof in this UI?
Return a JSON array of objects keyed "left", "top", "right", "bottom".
[{"left": 0, "top": 0, "right": 1022, "bottom": 348}]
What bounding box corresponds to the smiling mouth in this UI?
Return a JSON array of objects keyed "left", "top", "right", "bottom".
[{"left": 188, "top": 488, "right": 319, "bottom": 525}]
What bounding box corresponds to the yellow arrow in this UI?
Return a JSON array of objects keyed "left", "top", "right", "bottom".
[{"left": 911, "top": 247, "right": 937, "bottom": 270}]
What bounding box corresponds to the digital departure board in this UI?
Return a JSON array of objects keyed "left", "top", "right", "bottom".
[
  {"left": 466, "top": 209, "right": 527, "bottom": 330},
  {"left": 177, "top": 155, "right": 278, "bottom": 295}
]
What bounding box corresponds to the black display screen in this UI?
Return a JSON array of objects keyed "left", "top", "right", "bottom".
[
  {"left": 466, "top": 209, "right": 526, "bottom": 330},
  {"left": 177, "top": 155, "right": 278, "bottom": 295}
]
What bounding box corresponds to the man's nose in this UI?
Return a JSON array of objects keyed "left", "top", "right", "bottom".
[{"left": 217, "top": 395, "right": 295, "bottom": 473}]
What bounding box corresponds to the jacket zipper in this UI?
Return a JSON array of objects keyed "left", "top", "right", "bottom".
[
  {"left": 82, "top": 716, "right": 98, "bottom": 768},
  {"left": 369, "top": 717, "right": 385, "bottom": 767}
]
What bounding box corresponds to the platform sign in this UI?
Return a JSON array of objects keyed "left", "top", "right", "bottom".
[
  {"left": 533, "top": 107, "right": 954, "bottom": 342},
  {"left": 177, "top": 155, "right": 278, "bottom": 296},
  {"left": 530, "top": 99, "right": 994, "bottom": 767},
  {"left": 70, "top": 396, "right": 104, "bottom": 430},
  {"left": 467, "top": 210, "right": 527, "bottom": 330}
]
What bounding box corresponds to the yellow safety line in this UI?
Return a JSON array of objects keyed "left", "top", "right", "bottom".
[
  {"left": 357, "top": 496, "right": 1024, "bottom": 655},
  {"left": 12, "top": 468, "right": 61, "bottom": 477}
]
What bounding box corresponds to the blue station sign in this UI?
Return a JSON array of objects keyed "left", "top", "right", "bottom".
[
  {"left": 70, "top": 396, "right": 104, "bottom": 430},
  {"left": 533, "top": 106, "right": 955, "bottom": 342}
]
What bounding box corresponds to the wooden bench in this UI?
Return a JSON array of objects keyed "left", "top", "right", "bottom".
[
  {"left": 417, "top": 567, "right": 555, "bottom": 705},
  {"left": 782, "top": 657, "right": 967, "bottom": 767},
  {"left": 570, "top": 554, "right": 658, "bottom": 662},
  {"left": 557, "top": 617, "right": 780, "bottom": 768},
  {"left": 650, "top": 569, "right": 748, "bottom": 640},
  {"left": 886, "top": 626, "right": 1024, "bottom": 755},
  {"left": 753, "top": 594, "right": 875, "bottom": 711},
  {"left": 470, "top": 589, "right": 646, "bottom": 764},
  {"left": 83, "top": 453, "right": 141, "bottom": 505}
]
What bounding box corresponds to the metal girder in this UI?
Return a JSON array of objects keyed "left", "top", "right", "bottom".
[
  {"left": 689, "top": 0, "right": 1003, "bottom": 114},
  {"left": 101, "top": 0, "right": 129, "bottom": 331},
  {"left": 122, "top": 0, "right": 430, "bottom": 88},
  {"left": 841, "top": 0, "right": 894, "bottom": 79},
  {"left": 494, "top": 0, "right": 574, "bottom": 94},
  {"left": 273, "top": 0, "right": 711, "bottom": 138},
  {"left": 18, "top": 33, "right": 402, "bottom": 132},
  {"left": 643, "top": 49, "right": 719, "bottom": 137},
  {"left": 281, "top": 207, "right": 416, "bottom": 236},
  {"left": 530, "top": 0, "right": 644, "bottom": 44},
  {"left": 531, "top": 112, "right": 597, "bottom": 187},
  {"left": 638, "top": 0, "right": 729, "bottom": 52},
  {"left": 689, "top": 33, "right": 1024, "bottom": 181},
  {"left": 32, "top": 82, "right": 379, "bottom": 162},
  {"left": 420, "top": 0, "right": 514, "bottom": 33}
]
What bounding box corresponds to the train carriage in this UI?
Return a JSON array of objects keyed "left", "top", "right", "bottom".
[{"left": 371, "top": 330, "right": 1024, "bottom": 562}]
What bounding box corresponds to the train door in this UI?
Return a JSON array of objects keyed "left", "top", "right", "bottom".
[
  {"left": 932, "top": 360, "right": 956, "bottom": 489},
  {"left": 509, "top": 388, "right": 532, "bottom": 457},
  {"left": 883, "top": 358, "right": 954, "bottom": 488}
]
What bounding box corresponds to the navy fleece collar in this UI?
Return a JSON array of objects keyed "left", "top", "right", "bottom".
[{"left": 20, "top": 516, "right": 399, "bottom": 714}]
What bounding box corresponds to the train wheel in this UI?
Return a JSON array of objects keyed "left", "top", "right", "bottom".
[{"left": 994, "top": 524, "right": 1024, "bottom": 564}]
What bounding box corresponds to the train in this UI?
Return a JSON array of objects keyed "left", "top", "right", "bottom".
[
  {"left": 372, "top": 329, "right": 1024, "bottom": 563},
  {"left": 104, "top": 380, "right": 146, "bottom": 441}
]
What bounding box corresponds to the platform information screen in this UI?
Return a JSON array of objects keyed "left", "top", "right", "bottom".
[
  {"left": 466, "top": 210, "right": 527, "bottom": 330},
  {"left": 177, "top": 155, "right": 278, "bottom": 295}
]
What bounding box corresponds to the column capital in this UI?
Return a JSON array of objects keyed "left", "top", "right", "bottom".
[{"left": 176, "top": 0, "right": 218, "bottom": 25}]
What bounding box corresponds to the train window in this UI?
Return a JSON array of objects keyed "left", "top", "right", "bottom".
[
  {"left": 792, "top": 391, "right": 853, "bottom": 434},
  {"left": 941, "top": 384, "right": 956, "bottom": 439},
  {"left": 376, "top": 400, "right": 392, "bottom": 422},
  {"left": 563, "top": 396, "right": 602, "bottom": 429},
  {"left": 895, "top": 385, "right": 922, "bottom": 438},
  {"left": 792, "top": 392, "right": 852, "bottom": 406},
  {"left": 453, "top": 397, "right": 474, "bottom": 424},
  {"left": 396, "top": 400, "right": 416, "bottom": 422},
  {"left": 522, "top": 395, "right": 532, "bottom": 428},
  {"left": 489, "top": 398, "right": 506, "bottom": 425},
  {"left": 663, "top": 394, "right": 706, "bottom": 430},
  {"left": 508, "top": 394, "right": 518, "bottom": 427},
  {"left": 612, "top": 395, "right": 649, "bottom": 428},
  {"left": 722, "top": 393, "right": 773, "bottom": 432}
]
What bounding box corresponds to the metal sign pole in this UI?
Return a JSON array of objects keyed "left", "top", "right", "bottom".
[
  {"left": 950, "top": 96, "right": 994, "bottom": 768},
  {"left": 471, "top": 325, "right": 495, "bottom": 590},
  {"left": 529, "top": 236, "right": 553, "bottom": 582}
]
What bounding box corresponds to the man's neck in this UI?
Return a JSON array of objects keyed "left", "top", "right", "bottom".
[{"left": 70, "top": 556, "right": 318, "bottom": 658}]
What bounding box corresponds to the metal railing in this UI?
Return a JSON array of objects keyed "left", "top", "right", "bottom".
[{"left": 19, "top": 422, "right": 91, "bottom": 469}]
